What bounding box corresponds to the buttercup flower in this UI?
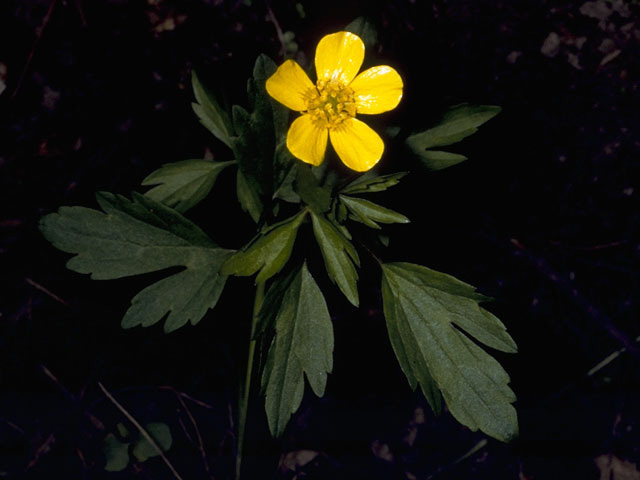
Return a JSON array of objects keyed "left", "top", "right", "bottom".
[{"left": 266, "top": 31, "right": 403, "bottom": 172}]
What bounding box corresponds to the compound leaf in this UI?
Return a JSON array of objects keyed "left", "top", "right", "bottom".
[
  {"left": 222, "top": 210, "right": 307, "bottom": 283},
  {"left": 381, "top": 262, "right": 518, "bottom": 442},
  {"left": 310, "top": 212, "right": 360, "bottom": 307},
  {"left": 40, "top": 192, "right": 233, "bottom": 332},
  {"left": 339, "top": 195, "right": 409, "bottom": 229},
  {"left": 142, "top": 159, "right": 234, "bottom": 213},
  {"left": 192, "top": 71, "right": 234, "bottom": 148},
  {"left": 262, "top": 262, "right": 334, "bottom": 437}
]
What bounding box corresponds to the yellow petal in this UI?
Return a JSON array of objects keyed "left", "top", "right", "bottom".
[
  {"left": 315, "top": 31, "right": 365, "bottom": 85},
  {"left": 265, "top": 59, "right": 315, "bottom": 112},
  {"left": 329, "top": 118, "right": 384, "bottom": 172},
  {"left": 286, "top": 114, "right": 328, "bottom": 166},
  {"left": 350, "top": 66, "right": 403, "bottom": 114}
]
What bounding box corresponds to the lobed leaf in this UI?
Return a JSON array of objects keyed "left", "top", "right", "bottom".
[
  {"left": 414, "top": 150, "right": 468, "bottom": 172},
  {"left": 40, "top": 192, "right": 233, "bottom": 332},
  {"left": 237, "top": 169, "right": 263, "bottom": 223},
  {"left": 310, "top": 212, "right": 360, "bottom": 307},
  {"left": 272, "top": 159, "right": 300, "bottom": 204},
  {"left": 339, "top": 195, "right": 409, "bottom": 229},
  {"left": 142, "top": 159, "right": 234, "bottom": 213},
  {"left": 192, "top": 71, "right": 234, "bottom": 148},
  {"left": 340, "top": 171, "right": 408, "bottom": 195},
  {"left": 121, "top": 249, "right": 230, "bottom": 332},
  {"left": 382, "top": 283, "right": 442, "bottom": 414},
  {"left": 381, "top": 262, "right": 518, "bottom": 442},
  {"left": 262, "top": 263, "right": 334, "bottom": 437},
  {"left": 406, "top": 104, "right": 501, "bottom": 151},
  {"left": 222, "top": 210, "right": 307, "bottom": 283},
  {"left": 231, "top": 55, "right": 295, "bottom": 220},
  {"left": 255, "top": 265, "right": 299, "bottom": 339},
  {"left": 295, "top": 164, "right": 332, "bottom": 214}
]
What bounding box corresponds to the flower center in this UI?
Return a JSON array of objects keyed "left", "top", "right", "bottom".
[{"left": 306, "top": 79, "right": 357, "bottom": 128}]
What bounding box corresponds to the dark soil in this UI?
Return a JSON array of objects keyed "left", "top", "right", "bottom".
[{"left": 1, "top": 1, "right": 639, "bottom": 479}]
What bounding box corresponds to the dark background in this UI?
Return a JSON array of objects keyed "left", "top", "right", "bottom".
[{"left": 1, "top": 1, "right": 639, "bottom": 479}]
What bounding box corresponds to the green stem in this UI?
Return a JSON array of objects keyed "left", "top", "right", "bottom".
[{"left": 235, "top": 281, "right": 265, "bottom": 480}]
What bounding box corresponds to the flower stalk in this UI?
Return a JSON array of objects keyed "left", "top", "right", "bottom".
[{"left": 236, "top": 281, "right": 265, "bottom": 480}]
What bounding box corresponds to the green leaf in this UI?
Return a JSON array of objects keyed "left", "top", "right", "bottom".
[
  {"left": 104, "top": 433, "right": 129, "bottom": 472},
  {"left": 310, "top": 212, "right": 360, "bottom": 307},
  {"left": 142, "top": 159, "right": 235, "bottom": 213},
  {"left": 192, "top": 71, "right": 234, "bottom": 148},
  {"left": 383, "top": 285, "right": 442, "bottom": 415},
  {"left": 116, "top": 422, "right": 130, "bottom": 439},
  {"left": 237, "top": 169, "right": 263, "bottom": 223},
  {"left": 334, "top": 199, "right": 349, "bottom": 224},
  {"left": 406, "top": 104, "right": 501, "bottom": 151},
  {"left": 273, "top": 161, "right": 301, "bottom": 204},
  {"left": 345, "top": 17, "right": 377, "bottom": 49},
  {"left": 262, "top": 262, "right": 334, "bottom": 437},
  {"left": 378, "top": 233, "right": 390, "bottom": 247},
  {"left": 295, "top": 164, "right": 332, "bottom": 213},
  {"left": 132, "top": 423, "right": 172, "bottom": 463},
  {"left": 256, "top": 265, "right": 299, "bottom": 339},
  {"left": 40, "top": 193, "right": 233, "bottom": 332},
  {"left": 340, "top": 172, "right": 407, "bottom": 195},
  {"left": 272, "top": 116, "right": 296, "bottom": 202},
  {"left": 231, "top": 55, "right": 293, "bottom": 207},
  {"left": 381, "top": 262, "right": 518, "bottom": 442},
  {"left": 415, "top": 150, "right": 468, "bottom": 172},
  {"left": 222, "top": 210, "right": 307, "bottom": 283},
  {"left": 339, "top": 195, "right": 409, "bottom": 229}
]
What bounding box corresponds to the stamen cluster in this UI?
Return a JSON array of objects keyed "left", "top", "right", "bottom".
[{"left": 306, "top": 79, "right": 357, "bottom": 128}]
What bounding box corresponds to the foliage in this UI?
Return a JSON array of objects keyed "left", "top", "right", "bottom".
[
  {"left": 261, "top": 262, "right": 334, "bottom": 436},
  {"left": 310, "top": 211, "right": 360, "bottom": 307},
  {"left": 103, "top": 422, "right": 172, "bottom": 472},
  {"left": 192, "top": 70, "right": 234, "bottom": 148},
  {"left": 222, "top": 210, "right": 307, "bottom": 283},
  {"left": 142, "top": 159, "right": 234, "bottom": 213},
  {"left": 41, "top": 27, "right": 514, "bottom": 471},
  {"left": 230, "top": 55, "right": 294, "bottom": 222},
  {"left": 39, "top": 192, "right": 233, "bottom": 332},
  {"left": 381, "top": 262, "right": 518, "bottom": 441},
  {"left": 406, "top": 104, "right": 501, "bottom": 170}
]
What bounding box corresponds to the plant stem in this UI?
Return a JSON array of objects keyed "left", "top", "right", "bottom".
[{"left": 235, "top": 281, "right": 265, "bottom": 480}]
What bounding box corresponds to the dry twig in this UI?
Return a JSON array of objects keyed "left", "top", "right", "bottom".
[
  {"left": 11, "top": 0, "right": 58, "bottom": 99},
  {"left": 26, "top": 278, "right": 68, "bottom": 305},
  {"left": 168, "top": 386, "right": 215, "bottom": 479}
]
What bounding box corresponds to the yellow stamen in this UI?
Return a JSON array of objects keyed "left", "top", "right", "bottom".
[{"left": 305, "top": 79, "right": 356, "bottom": 128}]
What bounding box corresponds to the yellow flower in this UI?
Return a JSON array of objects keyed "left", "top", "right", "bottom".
[{"left": 266, "top": 31, "right": 403, "bottom": 172}]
